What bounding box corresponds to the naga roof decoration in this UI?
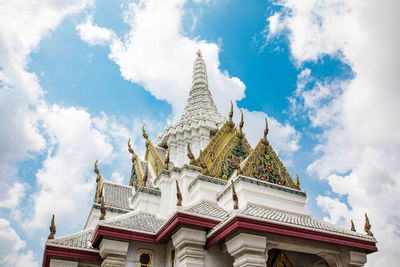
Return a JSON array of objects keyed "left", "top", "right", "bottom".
[
  {"left": 143, "top": 124, "right": 165, "bottom": 177},
  {"left": 128, "top": 138, "right": 145, "bottom": 189},
  {"left": 93, "top": 160, "right": 104, "bottom": 203},
  {"left": 241, "top": 118, "right": 297, "bottom": 189}
]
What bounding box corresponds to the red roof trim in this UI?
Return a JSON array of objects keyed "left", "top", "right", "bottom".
[
  {"left": 42, "top": 245, "right": 101, "bottom": 267},
  {"left": 91, "top": 212, "right": 220, "bottom": 246},
  {"left": 205, "top": 216, "right": 378, "bottom": 253}
]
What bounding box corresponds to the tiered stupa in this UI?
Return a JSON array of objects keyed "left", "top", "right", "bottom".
[{"left": 43, "top": 52, "right": 377, "bottom": 267}]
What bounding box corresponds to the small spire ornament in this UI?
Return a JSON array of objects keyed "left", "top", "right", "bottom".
[
  {"left": 196, "top": 49, "right": 202, "bottom": 57},
  {"left": 187, "top": 143, "right": 195, "bottom": 165},
  {"left": 99, "top": 195, "right": 106, "bottom": 220},
  {"left": 143, "top": 167, "right": 149, "bottom": 187},
  {"left": 128, "top": 138, "right": 137, "bottom": 162},
  {"left": 364, "top": 213, "right": 374, "bottom": 236},
  {"left": 295, "top": 174, "right": 301, "bottom": 189},
  {"left": 48, "top": 214, "right": 56, "bottom": 239},
  {"left": 351, "top": 220, "right": 356, "bottom": 232},
  {"left": 142, "top": 124, "right": 148, "bottom": 140},
  {"left": 236, "top": 110, "right": 244, "bottom": 139},
  {"left": 261, "top": 118, "right": 269, "bottom": 145},
  {"left": 176, "top": 180, "right": 182, "bottom": 206},
  {"left": 94, "top": 160, "right": 103, "bottom": 203},
  {"left": 232, "top": 181, "right": 238, "bottom": 210},
  {"left": 227, "top": 101, "right": 234, "bottom": 127},
  {"left": 164, "top": 148, "right": 170, "bottom": 170}
]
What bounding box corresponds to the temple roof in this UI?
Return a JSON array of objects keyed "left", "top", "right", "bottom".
[
  {"left": 103, "top": 181, "right": 133, "bottom": 210},
  {"left": 102, "top": 211, "right": 166, "bottom": 234},
  {"left": 184, "top": 200, "right": 229, "bottom": 220},
  {"left": 46, "top": 228, "right": 95, "bottom": 251}
]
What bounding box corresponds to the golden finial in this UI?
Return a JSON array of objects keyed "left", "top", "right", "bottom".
[
  {"left": 187, "top": 143, "right": 195, "bottom": 164},
  {"left": 261, "top": 118, "right": 269, "bottom": 145},
  {"left": 295, "top": 174, "right": 300, "bottom": 189},
  {"left": 196, "top": 49, "right": 202, "bottom": 57},
  {"left": 227, "top": 101, "right": 234, "bottom": 127},
  {"left": 128, "top": 138, "right": 137, "bottom": 162},
  {"left": 236, "top": 110, "right": 244, "bottom": 139},
  {"left": 232, "top": 181, "right": 238, "bottom": 210},
  {"left": 94, "top": 160, "right": 99, "bottom": 176},
  {"left": 99, "top": 195, "right": 106, "bottom": 220},
  {"left": 364, "top": 213, "right": 373, "bottom": 236},
  {"left": 142, "top": 124, "right": 148, "bottom": 140},
  {"left": 164, "top": 148, "right": 170, "bottom": 170},
  {"left": 351, "top": 220, "right": 356, "bottom": 232},
  {"left": 176, "top": 180, "right": 182, "bottom": 206},
  {"left": 48, "top": 214, "right": 56, "bottom": 239}
]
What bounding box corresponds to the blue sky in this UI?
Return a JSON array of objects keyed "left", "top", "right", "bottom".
[{"left": 0, "top": 0, "right": 399, "bottom": 266}]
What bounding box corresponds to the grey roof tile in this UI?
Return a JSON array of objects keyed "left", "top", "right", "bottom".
[
  {"left": 103, "top": 211, "right": 165, "bottom": 234},
  {"left": 185, "top": 200, "right": 229, "bottom": 220},
  {"left": 47, "top": 228, "right": 95, "bottom": 250},
  {"left": 103, "top": 182, "right": 133, "bottom": 210}
]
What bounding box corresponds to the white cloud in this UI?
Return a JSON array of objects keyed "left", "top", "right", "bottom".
[
  {"left": 0, "top": 218, "right": 38, "bottom": 267},
  {"left": 267, "top": 0, "right": 400, "bottom": 265},
  {"left": 76, "top": 14, "right": 115, "bottom": 46},
  {"left": 76, "top": 0, "right": 300, "bottom": 156}
]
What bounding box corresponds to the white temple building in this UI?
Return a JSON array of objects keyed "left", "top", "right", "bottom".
[{"left": 42, "top": 51, "right": 377, "bottom": 267}]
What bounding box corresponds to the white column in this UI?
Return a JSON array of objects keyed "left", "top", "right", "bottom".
[
  {"left": 99, "top": 239, "right": 129, "bottom": 267},
  {"left": 348, "top": 251, "right": 367, "bottom": 267},
  {"left": 172, "top": 227, "right": 207, "bottom": 267},
  {"left": 225, "top": 233, "right": 267, "bottom": 267}
]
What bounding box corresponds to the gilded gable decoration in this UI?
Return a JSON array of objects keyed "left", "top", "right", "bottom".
[
  {"left": 241, "top": 118, "right": 297, "bottom": 189},
  {"left": 364, "top": 213, "right": 373, "bottom": 236}
]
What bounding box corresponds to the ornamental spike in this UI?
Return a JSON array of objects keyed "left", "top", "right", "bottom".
[
  {"left": 142, "top": 123, "right": 148, "bottom": 140},
  {"left": 187, "top": 143, "right": 195, "bottom": 164},
  {"left": 364, "top": 213, "right": 374, "bottom": 236},
  {"left": 261, "top": 118, "right": 269, "bottom": 145},
  {"left": 237, "top": 110, "right": 245, "bottom": 139},
  {"left": 94, "top": 160, "right": 99, "bottom": 176},
  {"left": 228, "top": 100, "right": 234, "bottom": 126},
  {"left": 196, "top": 49, "right": 202, "bottom": 57},
  {"left": 351, "top": 219, "right": 356, "bottom": 232},
  {"left": 99, "top": 195, "right": 106, "bottom": 220},
  {"left": 164, "top": 148, "right": 170, "bottom": 170},
  {"left": 48, "top": 214, "right": 56, "bottom": 239},
  {"left": 295, "top": 174, "right": 301, "bottom": 189},
  {"left": 176, "top": 180, "right": 182, "bottom": 206},
  {"left": 232, "top": 181, "right": 238, "bottom": 210}
]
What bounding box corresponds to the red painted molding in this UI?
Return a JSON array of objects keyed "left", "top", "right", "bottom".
[
  {"left": 91, "top": 212, "right": 220, "bottom": 247},
  {"left": 92, "top": 225, "right": 156, "bottom": 247},
  {"left": 206, "top": 216, "right": 378, "bottom": 253},
  {"left": 156, "top": 212, "right": 220, "bottom": 243},
  {"left": 42, "top": 245, "right": 101, "bottom": 267}
]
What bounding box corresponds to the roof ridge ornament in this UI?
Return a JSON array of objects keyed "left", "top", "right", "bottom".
[
  {"left": 364, "top": 213, "right": 374, "bottom": 236},
  {"left": 99, "top": 195, "right": 106, "bottom": 220},
  {"left": 187, "top": 143, "right": 196, "bottom": 165},
  {"left": 295, "top": 174, "right": 301, "bottom": 189},
  {"left": 227, "top": 101, "right": 234, "bottom": 128},
  {"left": 196, "top": 49, "right": 202, "bottom": 57},
  {"left": 48, "top": 214, "right": 56, "bottom": 239},
  {"left": 176, "top": 180, "right": 182, "bottom": 206},
  {"left": 128, "top": 138, "right": 137, "bottom": 162},
  {"left": 351, "top": 219, "right": 356, "bottom": 232},
  {"left": 260, "top": 118, "right": 269, "bottom": 145},
  {"left": 236, "top": 110, "right": 244, "bottom": 139},
  {"left": 232, "top": 181, "right": 238, "bottom": 210},
  {"left": 94, "top": 160, "right": 104, "bottom": 203}
]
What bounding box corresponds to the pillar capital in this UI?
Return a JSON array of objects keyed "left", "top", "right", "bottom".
[
  {"left": 172, "top": 227, "right": 207, "bottom": 267},
  {"left": 225, "top": 233, "right": 267, "bottom": 267},
  {"left": 99, "top": 238, "right": 129, "bottom": 267}
]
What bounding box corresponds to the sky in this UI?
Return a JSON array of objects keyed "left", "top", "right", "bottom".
[{"left": 0, "top": 0, "right": 399, "bottom": 266}]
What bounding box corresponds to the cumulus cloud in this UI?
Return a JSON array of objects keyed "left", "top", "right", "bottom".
[
  {"left": 0, "top": 218, "right": 38, "bottom": 267},
  {"left": 76, "top": 0, "right": 300, "bottom": 155},
  {"left": 267, "top": 0, "right": 400, "bottom": 265},
  {"left": 76, "top": 14, "right": 115, "bottom": 46}
]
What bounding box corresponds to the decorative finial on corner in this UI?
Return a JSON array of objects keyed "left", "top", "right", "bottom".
[
  {"left": 261, "top": 118, "right": 269, "bottom": 145},
  {"left": 295, "top": 174, "right": 301, "bottom": 189},
  {"left": 176, "top": 180, "right": 182, "bottom": 206},
  {"left": 199, "top": 150, "right": 208, "bottom": 175},
  {"left": 187, "top": 143, "right": 195, "bottom": 165},
  {"left": 364, "top": 213, "right": 374, "bottom": 236},
  {"left": 351, "top": 219, "right": 356, "bottom": 232},
  {"left": 236, "top": 110, "right": 244, "bottom": 139},
  {"left": 48, "top": 214, "right": 56, "bottom": 239},
  {"left": 128, "top": 138, "right": 137, "bottom": 162},
  {"left": 143, "top": 167, "right": 149, "bottom": 187},
  {"left": 94, "top": 160, "right": 100, "bottom": 177},
  {"left": 142, "top": 124, "right": 148, "bottom": 140},
  {"left": 164, "top": 148, "right": 170, "bottom": 170},
  {"left": 232, "top": 181, "right": 238, "bottom": 210},
  {"left": 196, "top": 49, "right": 202, "bottom": 57},
  {"left": 228, "top": 100, "right": 234, "bottom": 126},
  {"left": 99, "top": 195, "right": 106, "bottom": 220}
]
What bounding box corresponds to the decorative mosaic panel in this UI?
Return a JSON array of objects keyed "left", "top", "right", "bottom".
[{"left": 218, "top": 140, "right": 249, "bottom": 179}]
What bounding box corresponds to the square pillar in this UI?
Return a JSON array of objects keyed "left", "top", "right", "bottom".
[
  {"left": 225, "top": 233, "right": 267, "bottom": 267},
  {"left": 172, "top": 227, "right": 207, "bottom": 267},
  {"left": 349, "top": 251, "right": 367, "bottom": 267},
  {"left": 99, "top": 238, "right": 129, "bottom": 267}
]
